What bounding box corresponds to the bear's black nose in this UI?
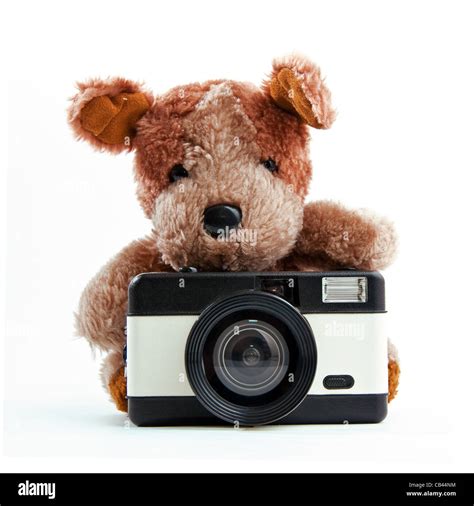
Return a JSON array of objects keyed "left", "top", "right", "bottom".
[{"left": 203, "top": 204, "right": 242, "bottom": 237}]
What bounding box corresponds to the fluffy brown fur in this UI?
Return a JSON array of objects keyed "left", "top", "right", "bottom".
[
  {"left": 231, "top": 81, "right": 312, "bottom": 198},
  {"left": 296, "top": 201, "right": 397, "bottom": 271},
  {"left": 263, "top": 54, "right": 336, "bottom": 129},
  {"left": 75, "top": 234, "right": 171, "bottom": 354},
  {"left": 68, "top": 77, "right": 153, "bottom": 154},
  {"left": 152, "top": 82, "right": 304, "bottom": 272},
  {"left": 388, "top": 359, "right": 400, "bottom": 403},
  {"left": 108, "top": 364, "right": 128, "bottom": 412},
  {"left": 69, "top": 54, "right": 399, "bottom": 413}
]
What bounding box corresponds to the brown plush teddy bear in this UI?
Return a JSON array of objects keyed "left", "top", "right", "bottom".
[{"left": 68, "top": 54, "right": 400, "bottom": 413}]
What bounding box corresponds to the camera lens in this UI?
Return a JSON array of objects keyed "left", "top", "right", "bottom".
[
  {"left": 186, "top": 291, "right": 317, "bottom": 426},
  {"left": 213, "top": 320, "right": 289, "bottom": 396},
  {"left": 242, "top": 346, "right": 260, "bottom": 366}
]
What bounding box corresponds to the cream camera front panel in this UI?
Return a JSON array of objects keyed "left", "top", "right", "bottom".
[
  {"left": 127, "top": 312, "right": 387, "bottom": 397},
  {"left": 305, "top": 313, "right": 387, "bottom": 395},
  {"left": 127, "top": 315, "right": 197, "bottom": 397}
]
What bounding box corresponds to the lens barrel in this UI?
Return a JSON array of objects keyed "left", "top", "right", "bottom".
[{"left": 185, "top": 291, "right": 317, "bottom": 426}]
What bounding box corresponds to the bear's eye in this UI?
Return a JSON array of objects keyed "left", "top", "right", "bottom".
[
  {"left": 169, "top": 164, "right": 189, "bottom": 182},
  {"left": 262, "top": 158, "right": 278, "bottom": 173}
]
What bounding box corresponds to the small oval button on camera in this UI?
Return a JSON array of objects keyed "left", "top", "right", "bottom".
[{"left": 323, "top": 375, "right": 355, "bottom": 390}]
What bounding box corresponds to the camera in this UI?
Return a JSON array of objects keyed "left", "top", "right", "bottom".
[{"left": 126, "top": 271, "right": 388, "bottom": 426}]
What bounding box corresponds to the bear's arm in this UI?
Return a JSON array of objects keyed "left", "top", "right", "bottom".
[
  {"left": 291, "top": 201, "right": 397, "bottom": 271},
  {"left": 75, "top": 234, "right": 170, "bottom": 353}
]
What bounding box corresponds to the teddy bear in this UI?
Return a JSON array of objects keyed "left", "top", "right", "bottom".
[{"left": 68, "top": 54, "right": 400, "bottom": 414}]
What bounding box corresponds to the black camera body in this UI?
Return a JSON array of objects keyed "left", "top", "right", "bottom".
[{"left": 126, "top": 271, "right": 388, "bottom": 426}]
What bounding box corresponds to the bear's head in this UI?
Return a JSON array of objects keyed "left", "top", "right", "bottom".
[{"left": 68, "top": 55, "right": 335, "bottom": 271}]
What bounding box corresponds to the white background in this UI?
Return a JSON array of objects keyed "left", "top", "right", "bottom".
[{"left": 1, "top": 0, "right": 474, "bottom": 473}]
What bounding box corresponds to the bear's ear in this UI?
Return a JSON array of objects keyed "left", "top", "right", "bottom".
[
  {"left": 67, "top": 77, "right": 153, "bottom": 153},
  {"left": 264, "top": 55, "right": 336, "bottom": 129}
]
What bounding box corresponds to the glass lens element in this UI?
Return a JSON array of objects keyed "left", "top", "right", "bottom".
[{"left": 213, "top": 319, "right": 289, "bottom": 396}]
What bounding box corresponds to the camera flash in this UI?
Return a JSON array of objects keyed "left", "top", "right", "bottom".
[{"left": 322, "top": 277, "right": 367, "bottom": 303}]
